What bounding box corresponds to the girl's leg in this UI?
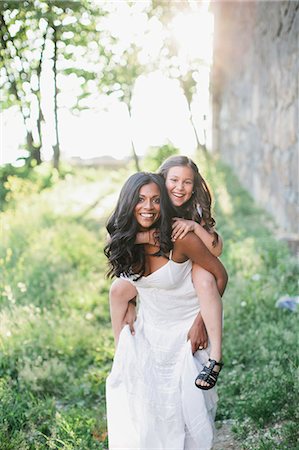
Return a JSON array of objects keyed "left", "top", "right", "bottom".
[
  {"left": 109, "top": 278, "right": 138, "bottom": 347},
  {"left": 192, "top": 264, "right": 223, "bottom": 388}
]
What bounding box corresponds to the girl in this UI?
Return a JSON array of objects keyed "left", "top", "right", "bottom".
[{"left": 109, "top": 156, "right": 225, "bottom": 389}]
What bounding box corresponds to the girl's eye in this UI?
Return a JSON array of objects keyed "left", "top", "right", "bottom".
[
  {"left": 170, "top": 178, "right": 177, "bottom": 182},
  {"left": 153, "top": 198, "right": 160, "bottom": 204},
  {"left": 137, "top": 197, "right": 144, "bottom": 203},
  {"left": 185, "top": 181, "right": 193, "bottom": 185}
]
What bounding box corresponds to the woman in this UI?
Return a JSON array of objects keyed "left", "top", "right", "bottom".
[
  {"left": 105, "top": 172, "right": 228, "bottom": 449},
  {"left": 110, "top": 156, "right": 224, "bottom": 389}
]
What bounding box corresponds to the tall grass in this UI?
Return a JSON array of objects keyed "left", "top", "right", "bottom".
[
  {"left": 0, "top": 160, "right": 298, "bottom": 449},
  {"left": 0, "top": 167, "right": 128, "bottom": 449},
  {"left": 204, "top": 156, "right": 298, "bottom": 449}
]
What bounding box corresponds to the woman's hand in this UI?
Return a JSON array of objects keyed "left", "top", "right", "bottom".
[
  {"left": 187, "top": 313, "right": 208, "bottom": 354},
  {"left": 172, "top": 218, "right": 197, "bottom": 241},
  {"left": 122, "top": 301, "right": 137, "bottom": 335}
]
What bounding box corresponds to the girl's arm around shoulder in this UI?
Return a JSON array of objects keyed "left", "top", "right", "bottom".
[
  {"left": 135, "top": 229, "right": 160, "bottom": 246},
  {"left": 174, "top": 232, "right": 228, "bottom": 296},
  {"left": 193, "top": 222, "right": 223, "bottom": 257},
  {"left": 172, "top": 218, "right": 223, "bottom": 256}
]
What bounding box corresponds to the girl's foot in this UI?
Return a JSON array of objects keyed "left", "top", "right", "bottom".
[{"left": 195, "top": 358, "right": 223, "bottom": 390}]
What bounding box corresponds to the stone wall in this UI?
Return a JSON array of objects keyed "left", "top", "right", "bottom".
[{"left": 211, "top": 1, "right": 298, "bottom": 236}]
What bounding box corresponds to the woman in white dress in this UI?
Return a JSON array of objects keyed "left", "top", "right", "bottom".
[{"left": 104, "top": 172, "right": 228, "bottom": 450}]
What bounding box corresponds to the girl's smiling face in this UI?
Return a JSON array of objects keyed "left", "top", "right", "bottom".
[
  {"left": 134, "top": 182, "right": 161, "bottom": 230},
  {"left": 165, "top": 166, "right": 194, "bottom": 207}
]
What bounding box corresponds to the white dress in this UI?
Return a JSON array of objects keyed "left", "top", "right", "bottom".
[{"left": 106, "top": 254, "right": 218, "bottom": 450}]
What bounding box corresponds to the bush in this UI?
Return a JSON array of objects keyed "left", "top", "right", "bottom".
[
  {"left": 142, "top": 143, "right": 179, "bottom": 171},
  {"left": 0, "top": 162, "right": 72, "bottom": 210}
]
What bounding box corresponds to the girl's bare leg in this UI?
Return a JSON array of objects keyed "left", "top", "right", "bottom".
[
  {"left": 192, "top": 264, "right": 223, "bottom": 388},
  {"left": 109, "top": 278, "right": 138, "bottom": 347}
]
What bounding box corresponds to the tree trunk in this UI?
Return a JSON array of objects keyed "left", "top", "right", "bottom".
[
  {"left": 34, "top": 28, "right": 48, "bottom": 164},
  {"left": 188, "top": 102, "right": 207, "bottom": 155},
  {"left": 52, "top": 25, "right": 60, "bottom": 171},
  {"left": 26, "top": 132, "right": 42, "bottom": 165},
  {"left": 131, "top": 139, "right": 141, "bottom": 172},
  {"left": 127, "top": 105, "right": 141, "bottom": 171},
  {"left": 0, "top": 11, "right": 42, "bottom": 164}
]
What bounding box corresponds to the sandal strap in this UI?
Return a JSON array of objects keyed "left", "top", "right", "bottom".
[
  {"left": 208, "top": 358, "right": 224, "bottom": 369},
  {"left": 195, "top": 360, "right": 223, "bottom": 389},
  {"left": 196, "top": 370, "right": 218, "bottom": 387}
]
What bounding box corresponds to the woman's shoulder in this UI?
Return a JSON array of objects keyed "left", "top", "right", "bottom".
[{"left": 173, "top": 231, "right": 201, "bottom": 255}]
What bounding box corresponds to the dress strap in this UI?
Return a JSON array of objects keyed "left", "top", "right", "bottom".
[{"left": 169, "top": 249, "right": 173, "bottom": 260}]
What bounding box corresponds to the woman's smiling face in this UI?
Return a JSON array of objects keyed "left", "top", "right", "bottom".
[
  {"left": 165, "top": 166, "right": 194, "bottom": 207},
  {"left": 134, "top": 182, "right": 161, "bottom": 230}
]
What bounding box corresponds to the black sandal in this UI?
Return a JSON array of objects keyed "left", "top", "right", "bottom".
[{"left": 195, "top": 358, "right": 223, "bottom": 390}]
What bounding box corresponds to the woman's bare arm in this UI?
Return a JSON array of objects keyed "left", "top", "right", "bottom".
[
  {"left": 174, "top": 232, "right": 228, "bottom": 296},
  {"left": 172, "top": 218, "right": 223, "bottom": 256}
]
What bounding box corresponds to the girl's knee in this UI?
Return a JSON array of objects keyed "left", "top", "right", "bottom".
[
  {"left": 192, "top": 265, "right": 216, "bottom": 290},
  {"left": 109, "top": 279, "right": 137, "bottom": 303}
]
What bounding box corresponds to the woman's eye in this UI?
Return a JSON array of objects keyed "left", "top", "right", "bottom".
[
  {"left": 170, "top": 179, "right": 177, "bottom": 182},
  {"left": 153, "top": 198, "right": 160, "bottom": 204},
  {"left": 138, "top": 197, "right": 144, "bottom": 203}
]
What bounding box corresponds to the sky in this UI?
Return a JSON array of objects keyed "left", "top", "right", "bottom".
[{"left": 1, "top": 3, "right": 214, "bottom": 165}]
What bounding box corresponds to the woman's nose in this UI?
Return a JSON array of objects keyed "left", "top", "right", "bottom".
[{"left": 144, "top": 198, "right": 152, "bottom": 209}]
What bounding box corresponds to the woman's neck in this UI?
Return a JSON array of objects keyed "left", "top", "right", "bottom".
[{"left": 144, "top": 243, "right": 160, "bottom": 254}]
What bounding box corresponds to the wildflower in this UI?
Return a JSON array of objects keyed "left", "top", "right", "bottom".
[
  {"left": 17, "top": 282, "right": 27, "bottom": 293},
  {"left": 251, "top": 273, "right": 261, "bottom": 281},
  {"left": 2, "top": 285, "right": 15, "bottom": 302}
]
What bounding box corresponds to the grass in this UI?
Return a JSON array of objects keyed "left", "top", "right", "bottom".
[
  {"left": 0, "top": 159, "right": 298, "bottom": 449},
  {"left": 204, "top": 157, "right": 299, "bottom": 449},
  {"left": 0, "top": 167, "right": 127, "bottom": 450}
]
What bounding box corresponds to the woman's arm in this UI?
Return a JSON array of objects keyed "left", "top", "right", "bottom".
[
  {"left": 172, "top": 218, "right": 223, "bottom": 256},
  {"left": 187, "top": 311, "right": 208, "bottom": 353},
  {"left": 175, "top": 233, "right": 228, "bottom": 296}
]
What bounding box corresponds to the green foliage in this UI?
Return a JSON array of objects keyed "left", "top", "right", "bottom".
[
  {"left": 0, "top": 162, "right": 71, "bottom": 210},
  {"left": 0, "top": 0, "right": 106, "bottom": 166},
  {"left": 0, "top": 159, "right": 298, "bottom": 449},
  {"left": 142, "top": 143, "right": 179, "bottom": 171},
  {"left": 0, "top": 167, "right": 122, "bottom": 449}
]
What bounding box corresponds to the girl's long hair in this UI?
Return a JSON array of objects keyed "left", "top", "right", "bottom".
[
  {"left": 104, "top": 172, "right": 174, "bottom": 279},
  {"left": 158, "top": 155, "right": 218, "bottom": 246}
]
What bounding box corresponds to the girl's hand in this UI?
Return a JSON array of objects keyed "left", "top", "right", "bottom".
[
  {"left": 136, "top": 229, "right": 159, "bottom": 246},
  {"left": 187, "top": 313, "right": 208, "bottom": 354},
  {"left": 148, "top": 228, "right": 160, "bottom": 246},
  {"left": 172, "top": 218, "right": 197, "bottom": 241},
  {"left": 122, "top": 300, "right": 137, "bottom": 335}
]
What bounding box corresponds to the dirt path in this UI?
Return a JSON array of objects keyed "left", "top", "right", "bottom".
[{"left": 213, "top": 420, "right": 241, "bottom": 450}]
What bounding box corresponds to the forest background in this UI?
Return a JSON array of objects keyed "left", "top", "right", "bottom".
[{"left": 1, "top": 1, "right": 298, "bottom": 449}]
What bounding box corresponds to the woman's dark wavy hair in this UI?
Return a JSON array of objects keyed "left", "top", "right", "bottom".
[
  {"left": 158, "top": 155, "right": 218, "bottom": 246},
  {"left": 104, "top": 172, "right": 174, "bottom": 279}
]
